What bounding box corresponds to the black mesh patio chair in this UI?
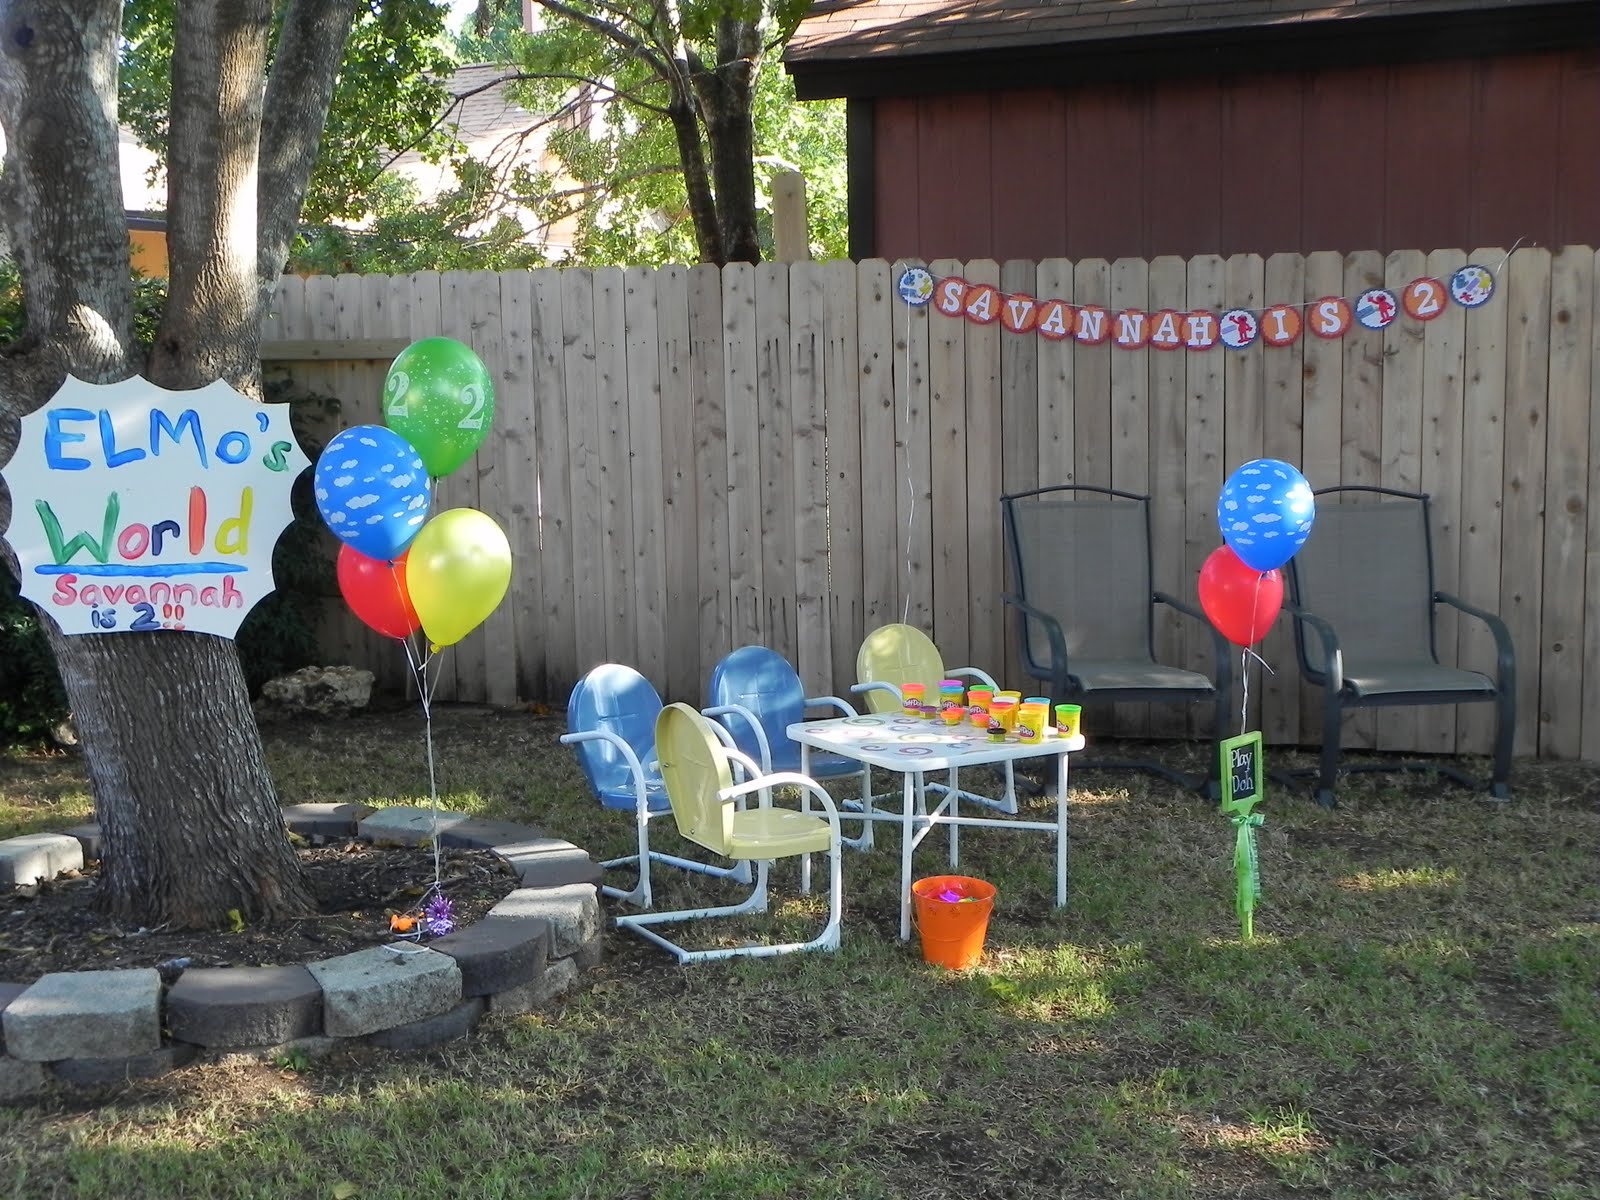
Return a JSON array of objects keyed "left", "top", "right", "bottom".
[
  {"left": 1285, "top": 486, "right": 1515, "bottom": 807},
  {"left": 1000, "top": 484, "right": 1233, "bottom": 796}
]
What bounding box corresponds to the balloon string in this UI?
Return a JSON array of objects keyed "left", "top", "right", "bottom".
[
  {"left": 1237, "top": 574, "right": 1275, "bottom": 736},
  {"left": 402, "top": 634, "right": 444, "bottom": 892},
  {"left": 896, "top": 260, "right": 917, "bottom": 625}
]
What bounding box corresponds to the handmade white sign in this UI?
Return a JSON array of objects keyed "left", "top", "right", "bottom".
[{"left": 4, "top": 375, "right": 308, "bottom": 637}]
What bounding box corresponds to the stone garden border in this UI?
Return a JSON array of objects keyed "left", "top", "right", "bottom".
[{"left": 0, "top": 803, "right": 604, "bottom": 1100}]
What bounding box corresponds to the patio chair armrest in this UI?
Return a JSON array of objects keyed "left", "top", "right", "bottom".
[
  {"left": 1153, "top": 590, "right": 1233, "bottom": 678},
  {"left": 804, "top": 694, "right": 859, "bottom": 717},
  {"left": 1282, "top": 600, "right": 1345, "bottom": 692},
  {"left": 702, "top": 703, "right": 773, "bottom": 772},
  {"left": 718, "top": 772, "right": 843, "bottom": 836},
  {"left": 1435, "top": 592, "right": 1517, "bottom": 689},
  {"left": 1002, "top": 592, "right": 1070, "bottom": 677}
]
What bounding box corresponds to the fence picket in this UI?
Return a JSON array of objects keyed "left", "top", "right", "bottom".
[
  {"left": 929, "top": 257, "right": 970, "bottom": 663},
  {"left": 688, "top": 264, "right": 733, "bottom": 683},
  {"left": 1419, "top": 248, "right": 1469, "bottom": 754},
  {"left": 1501, "top": 248, "right": 1552, "bottom": 760},
  {"left": 1541, "top": 246, "right": 1592, "bottom": 760},
  {"left": 1457, "top": 247, "right": 1510, "bottom": 757}
]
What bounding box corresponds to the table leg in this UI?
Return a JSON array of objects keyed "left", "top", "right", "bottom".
[
  {"left": 1056, "top": 747, "right": 1069, "bottom": 908},
  {"left": 799, "top": 745, "right": 812, "bottom": 893},
  {"left": 947, "top": 765, "right": 960, "bottom": 868},
  {"left": 899, "top": 770, "right": 916, "bottom": 941}
]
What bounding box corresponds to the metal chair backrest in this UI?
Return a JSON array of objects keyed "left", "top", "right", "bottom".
[
  {"left": 1001, "top": 485, "right": 1155, "bottom": 669},
  {"left": 566, "top": 663, "right": 663, "bottom": 805},
  {"left": 655, "top": 703, "right": 737, "bottom": 856},
  {"left": 707, "top": 646, "right": 807, "bottom": 772},
  {"left": 855, "top": 624, "right": 947, "bottom": 713},
  {"left": 1289, "top": 487, "right": 1438, "bottom": 674}
]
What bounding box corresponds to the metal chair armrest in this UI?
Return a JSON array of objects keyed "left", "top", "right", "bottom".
[
  {"left": 558, "top": 728, "right": 653, "bottom": 814},
  {"left": 1283, "top": 600, "right": 1345, "bottom": 693},
  {"left": 719, "top": 743, "right": 767, "bottom": 791},
  {"left": 702, "top": 702, "right": 773, "bottom": 772},
  {"left": 1435, "top": 591, "right": 1517, "bottom": 690},
  {"left": 1154, "top": 589, "right": 1233, "bottom": 682},
  {"left": 719, "top": 772, "right": 843, "bottom": 837},
  {"left": 805, "top": 694, "right": 859, "bottom": 717},
  {"left": 851, "top": 681, "right": 902, "bottom": 703},
  {"left": 1001, "top": 592, "right": 1070, "bottom": 680}
]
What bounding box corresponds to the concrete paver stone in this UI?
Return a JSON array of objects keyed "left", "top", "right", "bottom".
[
  {"left": 488, "top": 885, "right": 602, "bottom": 957},
  {"left": 165, "top": 965, "right": 323, "bottom": 1048},
  {"left": 2, "top": 969, "right": 162, "bottom": 1061},
  {"left": 0, "top": 833, "right": 84, "bottom": 887},
  {"left": 357, "top": 806, "right": 471, "bottom": 845},
  {"left": 306, "top": 945, "right": 462, "bottom": 1038}
]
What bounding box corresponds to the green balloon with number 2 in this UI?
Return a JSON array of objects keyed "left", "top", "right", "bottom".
[{"left": 383, "top": 337, "right": 496, "bottom": 479}]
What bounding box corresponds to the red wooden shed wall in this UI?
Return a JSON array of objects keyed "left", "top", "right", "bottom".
[{"left": 871, "top": 48, "right": 1600, "bottom": 260}]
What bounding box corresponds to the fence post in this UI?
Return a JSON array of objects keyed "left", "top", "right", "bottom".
[{"left": 773, "top": 170, "right": 810, "bottom": 264}]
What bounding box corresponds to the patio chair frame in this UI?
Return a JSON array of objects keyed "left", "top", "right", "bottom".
[
  {"left": 1000, "top": 483, "right": 1233, "bottom": 798},
  {"left": 1284, "top": 485, "right": 1515, "bottom": 807}
]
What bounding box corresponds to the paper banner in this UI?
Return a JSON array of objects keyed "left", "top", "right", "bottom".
[{"left": 899, "top": 262, "right": 1498, "bottom": 350}]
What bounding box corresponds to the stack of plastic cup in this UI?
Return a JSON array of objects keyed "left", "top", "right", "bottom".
[
  {"left": 966, "top": 687, "right": 994, "bottom": 727},
  {"left": 939, "top": 680, "right": 966, "bottom": 724},
  {"left": 901, "top": 682, "right": 926, "bottom": 718},
  {"left": 1017, "top": 698, "right": 1051, "bottom": 743},
  {"left": 989, "top": 696, "right": 1018, "bottom": 734}
]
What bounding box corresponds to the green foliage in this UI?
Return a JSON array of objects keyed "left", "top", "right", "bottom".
[
  {"left": 120, "top": 0, "right": 461, "bottom": 226},
  {"left": 288, "top": 170, "right": 550, "bottom": 276},
  {"left": 232, "top": 380, "right": 342, "bottom": 696},
  {"left": 500, "top": 0, "right": 847, "bottom": 265},
  {"left": 0, "top": 569, "right": 70, "bottom": 748}
]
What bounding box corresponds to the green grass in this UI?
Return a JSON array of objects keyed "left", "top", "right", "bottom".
[{"left": 3, "top": 706, "right": 1598, "bottom": 1199}]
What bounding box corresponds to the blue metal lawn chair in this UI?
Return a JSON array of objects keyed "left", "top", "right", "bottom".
[
  {"left": 704, "top": 645, "right": 874, "bottom": 849},
  {"left": 561, "top": 663, "right": 748, "bottom": 908}
]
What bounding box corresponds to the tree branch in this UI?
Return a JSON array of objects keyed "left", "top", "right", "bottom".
[
  {"left": 529, "top": 0, "right": 671, "bottom": 77},
  {"left": 257, "top": 0, "right": 360, "bottom": 306}
]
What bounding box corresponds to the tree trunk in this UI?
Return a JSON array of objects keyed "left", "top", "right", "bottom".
[
  {"left": 693, "top": 16, "right": 761, "bottom": 265},
  {"left": 666, "top": 80, "right": 724, "bottom": 265},
  {"left": 0, "top": 0, "right": 362, "bottom": 928}
]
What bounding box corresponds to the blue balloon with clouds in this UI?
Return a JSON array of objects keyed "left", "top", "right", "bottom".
[
  {"left": 1218, "top": 458, "right": 1316, "bottom": 572},
  {"left": 313, "top": 425, "right": 431, "bottom": 562}
]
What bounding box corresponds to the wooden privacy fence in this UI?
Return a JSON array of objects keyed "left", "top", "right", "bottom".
[{"left": 261, "top": 246, "right": 1600, "bottom": 762}]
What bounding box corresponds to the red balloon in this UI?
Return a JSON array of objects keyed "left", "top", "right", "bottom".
[
  {"left": 1198, "top": 545, "right": 1284, "bottom": 646},
  {"left": 336, "top": 544, "right": 421, "bottom": 639}
]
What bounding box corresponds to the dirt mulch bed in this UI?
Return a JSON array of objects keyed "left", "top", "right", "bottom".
[{"left": 0, "top": 842, "right": 519, "bottom": 986}]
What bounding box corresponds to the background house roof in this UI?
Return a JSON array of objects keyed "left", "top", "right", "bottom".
[{"left": 785, "top": 0, "right": 1598, "bottom": 97}]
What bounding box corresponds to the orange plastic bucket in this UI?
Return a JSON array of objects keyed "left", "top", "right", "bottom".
[{"left": 911, "top": 875, "right": 997, "bottom": 969}]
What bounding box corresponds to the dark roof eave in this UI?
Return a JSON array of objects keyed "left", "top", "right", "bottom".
[{"left": 785, "top": 2, "right": 1600, "bottom": 100}]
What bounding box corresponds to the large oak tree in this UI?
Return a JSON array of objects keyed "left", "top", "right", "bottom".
[{"left": 0, "top": 0, "right": 363, "bottom": 928}]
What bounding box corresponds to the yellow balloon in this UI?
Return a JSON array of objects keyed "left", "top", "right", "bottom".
[{"left": 404, "top": 508, "right": 512, "bottom": 649}]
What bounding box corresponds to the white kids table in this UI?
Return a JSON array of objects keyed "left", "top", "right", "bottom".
[{"left": 786, "top": 712, "right": 1084, "bottom": 940}]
